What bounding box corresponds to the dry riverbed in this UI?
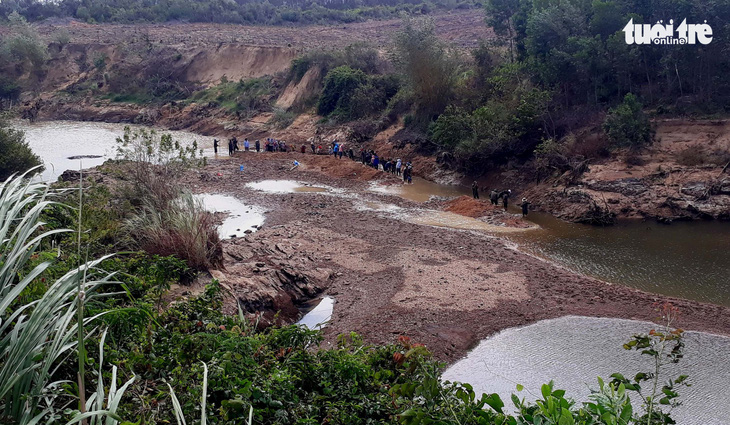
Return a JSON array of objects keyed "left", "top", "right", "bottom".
[{"left": 180, "top": 151, "right": 730, "bottom": 361}]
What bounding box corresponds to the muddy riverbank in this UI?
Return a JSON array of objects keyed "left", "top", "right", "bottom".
[{"left": 174, "top": 150, "right": 730, "bottom": 361}]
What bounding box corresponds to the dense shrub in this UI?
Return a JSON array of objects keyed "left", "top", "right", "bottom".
[
  {"left": 317, "top": 65, "right": 367, "bottom": 118},
  {"left": 0, "top": 121, "right": 42, "bottom": 180},
  {"left": 603, "top": 93, "right": 653, "bottom": 149},
  {"left": 430, "top": 63, "right": 550, "bottom": 168},
  {"left": 0, "top": 12, "right": 48, "bottom": 77},
  {"left": 190, "top": 77, "right": 274, "bottom": 117}
]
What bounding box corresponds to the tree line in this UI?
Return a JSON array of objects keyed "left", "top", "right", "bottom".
[{"left": 0, "top": 0, "right": 476, "bottom": 25}]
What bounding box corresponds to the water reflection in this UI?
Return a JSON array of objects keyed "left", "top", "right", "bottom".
[
  {"left": 246, "top": 179, "right": 329, "bottom": 194},
  {"left": 195, "top": 193, "right": 265, "bottom": 239},
  {"left": 16, "top": 120, "right": 216, "bottom": 181},
  {"left": 509, "top": 212, "right": 730, "bottom": 307},
  {"left": 296, "top": 297, "right": 334, "bottom": 329},
  {"left": 443, "top": 316, "right": 730, "bottom": 425}
]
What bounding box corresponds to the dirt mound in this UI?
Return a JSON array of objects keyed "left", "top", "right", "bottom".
[
  {"left": 440, "top": 196, "right": 535, "bottom": 229},
  {"left": 443, "top": 196, "right": 493, "bottom": 217},
  {"left": 302, "top": 154, "right": 392, "bottom": 181},
  {"left": 276, "top": 66, "right": 323, "bottom": 110}
]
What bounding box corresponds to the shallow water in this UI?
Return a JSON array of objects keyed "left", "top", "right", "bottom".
[
  {"left": 370, "top": 177, "right": 470, "bottom": 202},
  {"left": 369, "top": 175, "right": 730, "bottom": 307},
  {"left": 15, "top": 120, "right": 218, "bottom": 181},
  {"left": 246, "top": 179, "right": 329, "bottom": 194},
  {"left": 296, "top": 297, "right": 334, "bottom": 330},
  {"left": 510, "top": 212, "right": 730, "bottom": 307},
  {"left": 195, "top": 193, "right": 265, "bottom": 239},
  {"left": 406, "top": 209, "right": 534, "bottom": 233},
  {"left": 443, "top": 316, "right": 730, "bottom": 425}
]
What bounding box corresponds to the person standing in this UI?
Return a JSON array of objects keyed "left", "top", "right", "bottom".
[
  {"left": 311, "top": 141, "right": 316, "bottom": 154},
  {"left": 232, "top": 137, "right": 239, "bottom": 152},
  {"left": 228, "top": 139, "right": 234, "bottom": 156},
  {"left": 490, "top": 189, "right": 499, "bottom": 205},
  {"left": 502, "top": 189, "right": 511, "bottom": 210},
  {"left": 255, "top": 139, "right": 260, "bottom": 152},
  {"left": 521, "top": 198, "right": 530, "bottom": 216},
  {"left": 472, "top": 182, "right": 479, "bottom": 199},
  {"left": 396, "top": 158, "right": 402, "bottom": 176},
  {"left": 333, "top": 142, "right": 339, "bottom": 158},
  {"left": 213, "top": 139, "right": 219, "bottom": 154},
  {"left": 244, "top": 139, "right": 250, "bottom": 152}
]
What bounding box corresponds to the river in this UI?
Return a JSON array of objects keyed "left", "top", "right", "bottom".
[
  {"left": 17, "top": 119, "right": 730, "bottom": 307},
  {"left": 18, "top": 119, "right": 730, "bottom": 422}
]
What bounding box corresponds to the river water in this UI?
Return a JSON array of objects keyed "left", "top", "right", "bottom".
[
  {"left": 17, "top": 120, "right": 730, "bottom": 306},
  {"left": 442, "top": 316, "right": 730, "bottom": 425},
  {"left": 12, "top": 119, "right": 219, "bottom": 181},
  {"left": 18, "top": 120, "right": 730, "bottom": 421}
]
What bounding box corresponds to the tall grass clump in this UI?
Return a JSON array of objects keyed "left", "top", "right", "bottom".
[
  {"left": 0, "top": 171, "right": 130, "bottom": 424},
  {"left": 125, "top": 192, "right": 222, "bottom": 271}
]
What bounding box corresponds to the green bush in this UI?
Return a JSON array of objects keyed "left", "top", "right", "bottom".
[
  {"left": 190, "top": 78, "right": 273, "bottom": 117},
  {"left": 0, "top": 121, "right": 42, "bottom": 180},
  {"left": 603, "top": 93, "right": 653, "bottom": 149},
  {"left": 317, "top": 65, "right": 366, "bottom": 118}
]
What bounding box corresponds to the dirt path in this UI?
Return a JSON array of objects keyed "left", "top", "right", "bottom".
[{"left": 183, "top": 151, "right": 730, "bottom": 362}]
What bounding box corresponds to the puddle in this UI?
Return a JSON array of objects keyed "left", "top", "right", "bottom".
[
  {"left": 356, "top": 200, "right": 403, "bottom": 212},
  {"left": 246, "top": 180, "right": 329, "bottom": 194},
  {"left": 370, "top": 178, "right": 470, "bottom": 202},
  {"left": 443, "top": 316, "right": 730, "bottom": 425},
  {"left": 407, "top": 210, "right": 535, "bottom": 234},
  {"left": 196, "top": 193, "right": 265, "bottom": 239},
  {"left": 296, "top": 297, "right": 334, "bottom": 330}
]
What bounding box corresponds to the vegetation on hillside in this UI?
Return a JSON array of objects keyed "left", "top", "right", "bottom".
[
  {"left": 1, "top": 0, "right": 478, "bottom": 25},
  {"left": 0, "top": 120, "right": 42, "bottom": 179}
]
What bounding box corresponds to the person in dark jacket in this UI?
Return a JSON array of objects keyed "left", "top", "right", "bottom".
[
  {"left": 213, "top": 139, "right": 219, "bottom": 154},
  {"left": 472, "top": 182, "right": 479, "bottom": 199},
  {"left": 490, "top": 189, "right": 499, "bottom": 205},
  {"left": 501, "top": 189, "right": 511, "bottom": 210},
  {"left": 255, "top": 139, "right": 260, "bottom": 152},
  {"left": 521, "top": 198, "right": 530, "bottom": 216}
]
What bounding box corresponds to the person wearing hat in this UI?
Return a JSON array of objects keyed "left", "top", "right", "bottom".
[
  {"left": 501, "top": 189, "right": 511, "bottom": 210},
  {"left": 521, "top": 197, "right": 530, "bottom": 216}
]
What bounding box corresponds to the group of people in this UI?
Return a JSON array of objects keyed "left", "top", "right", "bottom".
[
  {"left": 213, "top": 137, "right": 292, "bottom": 155},
  {"left": 213, "top": 135, "right": 417, "bottom": 184},
  {"left": 360, "top": 149, "right": 413, "bottom": 183},
  {"left": 471, "top": 184, "right": 531, "bottom": 216}
]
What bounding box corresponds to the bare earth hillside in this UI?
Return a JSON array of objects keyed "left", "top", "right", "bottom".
[{"left": 26, "top": 10, "right": 493, "bottom": 50}]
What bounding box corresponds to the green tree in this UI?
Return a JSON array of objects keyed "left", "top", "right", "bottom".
[
  {"left": 0, "top": 12, "right": 48, "bottom": 77},
  {"left": 393, "top": 19, "right": 459, "bottom": 124},
  {"left": 0, "top": 121, "right": 42, "bottom": 180},
  {"left": 603, "top": 93, "right": 652, "bottom": 149},
  {"left": 317, "top": 65, "right": 366, "bottom": 118}
]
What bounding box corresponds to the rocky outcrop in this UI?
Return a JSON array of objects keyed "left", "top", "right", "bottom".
[{"left": 211, "top": 227, "right": 334, "bottom": 326}]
